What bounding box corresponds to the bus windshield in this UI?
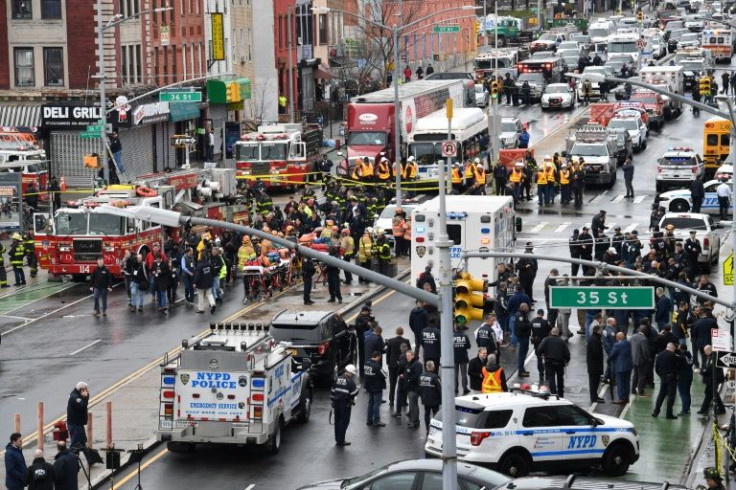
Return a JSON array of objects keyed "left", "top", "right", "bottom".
[
  {"left": 55, "top": 212, "right": 88, "bottom": 235},
  {"left": 347, "top": 131, "right": 387, "bottom": 147},
  {"left": 409, "top": 142, "right": 441, "bottom": 166},
  {"left": 89, "top": 214, "right": 126, "bottom": 236},
  {"left": 235, "top": 144, "right": 259, "bottom": 161}
]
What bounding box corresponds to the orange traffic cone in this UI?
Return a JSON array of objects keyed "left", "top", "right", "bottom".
[{"left": 60, "top": 176, "right": 67, "bottom": 191}]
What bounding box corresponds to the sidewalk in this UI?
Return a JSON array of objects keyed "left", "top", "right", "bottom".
[{"left": 0, "top": 259, "right": 408, "bottom": 489}]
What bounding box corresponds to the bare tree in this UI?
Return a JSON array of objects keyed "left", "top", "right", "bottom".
[{"left": 243, "top": 78, "right": 278, "bottom": 127}]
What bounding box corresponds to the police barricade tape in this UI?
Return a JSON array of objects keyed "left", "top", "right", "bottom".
[
  {"left": 235, "top": 171, "right": 323, "bottom": 179},
  {"left": 331, "top": 175, "right": 440, "bottom": 191},
  {"left": 713, "top": 421, "right": 724, "bottom": 475}
]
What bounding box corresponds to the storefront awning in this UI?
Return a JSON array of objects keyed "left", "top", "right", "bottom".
[
  {"left": 169, "top": 102, "right": 202, "bottom": 123},
  {"left": 207, "top": 78, "right": 251, "bottom": 104},
  {"left": 314, "top": 66, "right": 334, "bottom": 80},
  {"left": 0, "top": 105, "right": 43, "bottom": 129}
]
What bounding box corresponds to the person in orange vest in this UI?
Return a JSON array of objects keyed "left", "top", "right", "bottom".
[
  {"left": 463, "top": 159, "right": 474, "bottom": 191},
  {"left": 451, "top": 163, "right": 463, "bottom": 194},
  {"left": 559, "top": 163, "right": 571, "bottom": 205},
  {"left": 509, "top": 162, "right": 524, "bottom": 204},
  {"left": 352, "top": 157, "right": 374, "bottom": 181},
  {"left": 471, "top": 158, "right": 486, "bottom": 195},
  {"left": 544, "top": 158, "right": 557, "bottom": 205},
  {"left": 402, "top": 215, "right": 412, "bottom": 258},
  {"left": 481, "top": 354, "right": 509, "bottom": 393},
  {"left": 392, "top": 208, "right": 406, "bottom": 256},
  {"left": 536, "top": 161, "right": 549, "bottom": 206},
  {"left": 376, "top": 157, "right": 391, "bottom": 183},
  {"left": 403, "top": 156, "right": 418, "bottom": 181}
]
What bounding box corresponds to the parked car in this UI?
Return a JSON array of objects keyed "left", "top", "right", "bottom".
[
  {"left": 475, "top": 84, "right": 490, "bottom": 108},
  {"left": 541, "top": 83, "right": 576, "bottom": 110}
]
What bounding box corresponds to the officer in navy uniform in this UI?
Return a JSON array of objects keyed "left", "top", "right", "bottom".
[
  {"left": 418, "top": 361, "right": 442, "bottom": 434},
  {"left": 420, "top": 321, "right": 442, "bottom": 367},
  {"left": 302, "top": 256, "right": 315, "bottom": 305},
  {"left": 331, "top": 364, "right": 359, "bottom": 446},
  {"left": 531, "top": 309, "right": 551, "bottom": 381},
  {"left": 363, "top": 352, "right": 386, "bottom": 427}
]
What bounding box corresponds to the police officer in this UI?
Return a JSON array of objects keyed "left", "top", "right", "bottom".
[
  {"left": 364, "top": 352, "right": 386, "bottom": 427},
  {"left": 331, "top": 364, "right": 359, "bottom": 446},
  {"left": 475, "top": 315, "right": 498, "bottom": 357},
  {"left": 537, "top": 327, "right": 571, "bottom": 397},
  {"left": 421, "top": 321, "right": 442, "bottom": 367},
  {"left": 23, "top": 232, "right": 37, "bottom": 278},
  {"left": 403, "top": 349, "right": 423, "bottom": 429},
  {"left": 652, "top": 342, "right": 681, "bottom": 419},
  {"left": 9, "top": 233, "right": 25, "bottom": 286},
  {"left": 0, "top": 240, "right": 8, "bottom": 288},
  {"left": 302, "top": 256, "right": 315, "bottom": 305},
  {"left": 418, "top": 360, "right": 441, "bottom": 434},
  {"left": 531, "top": 309, "right": 551, "bottom": 380},
  {"left": 326, "top": 246, "right": 342, "bottom": 303},
  {"left": 453, "top": 324, "right": 471, "bottom": 395}
]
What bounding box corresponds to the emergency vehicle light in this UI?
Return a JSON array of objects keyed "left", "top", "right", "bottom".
[
  {"left": 253, "top": 407, "right": 263, "bottom": 418},
  {"left": 162, "top": 376, "right": 175, "bottom": 385},
  {"left": 227, "top": 394, "right": 236, "bottom": 400},
  {"left": 163, "top": 390, "right": 174, "bottom": 399},
  {"left": 192, "top": 393, "right": 200, "bottom": 399},
  {"left": 416, "top": 237, "right": 425, "bottom": 243},
  {"left": 252, "top": 393, "right": 264, "bottom": 402},
  {"left": 251, "top": 378, "right": 265, "bottom": 389},
  {"left": 416, "top": 227, "right": 425, "bottom": 233},
  {"left": 480, "top": 228, "right": 490, "bottom": 233},
  {"left": 163, "top": 404, "right": 173, "bottom": 416},
  {"left": 480, "top": 238, "right": 491, "bottom": 245}
]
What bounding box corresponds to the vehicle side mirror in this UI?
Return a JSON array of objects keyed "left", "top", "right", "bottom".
[
  {"left": 591, "top": 417, "right": 599, "bottom": 427},
  {"left": 301, "top": 358, "right": 312, "bottom": 371}
]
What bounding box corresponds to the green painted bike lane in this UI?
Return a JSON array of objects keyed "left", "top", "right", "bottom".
[
  {"left": 622, "top": 377, "right": 709, "bottom": 484},
  {"left": 0, "top": 281, "right": 76, "bottom": 316}
]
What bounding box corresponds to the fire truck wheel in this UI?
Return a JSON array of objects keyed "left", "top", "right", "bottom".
[{"left": 72, "top": 274, "right": 87, "bottom": 283}]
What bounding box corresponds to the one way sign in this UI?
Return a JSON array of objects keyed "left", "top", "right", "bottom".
[{"left": 717, "top": 351, "right": 736, "bottom": 368}]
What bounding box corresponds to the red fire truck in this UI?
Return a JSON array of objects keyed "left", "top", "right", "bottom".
[
  {"left": 34, "top": 168, "right": 241, "bottom": 279},
  {"left": 233, "top": 123, "right": 323, "bottom": 189},
  {"left": 0, "top": 129, "right": 48, "bottom": 200}
]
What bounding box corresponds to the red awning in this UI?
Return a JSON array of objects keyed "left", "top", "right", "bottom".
[{"left": 314, "top": 66, "right": 334, "bottom": 80}]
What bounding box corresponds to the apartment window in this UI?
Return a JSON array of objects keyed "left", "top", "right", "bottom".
[
  {"left": 41, "top": 0, "right": 62, "bottom": 19},
  {"left": 44, "top": 48, "right": 64, "bottom": 86},
  {"left": 154, "top": 47, "right": 160, "bottom": 85},
  {"left": 14, "top": 48, "right": 34, "bottom": 86},
  {"left": 172, "top": 45, "right": 177, "bottom": 81},
  {"left": 133, "top": 0, "right": 139, "bottom": 15},
  {"left": 121, "top": 46, "right": 128, "bottom": 84},
  {"left": 318, "top": 14, "right": 327, "bottom": 46},
  {"left": 12, "top": 0, "right": 32, "bottom": 19},
  {"left": 180, "top": 0, "right": 184, "bottom": 15},
  {"left": 135, "top": 44, "right": 142, "bottom": 83},
  {"left": 163, "top": 45, "right": 168, "bottom": 83}
]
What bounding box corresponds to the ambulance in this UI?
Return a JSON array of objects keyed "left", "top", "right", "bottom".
[
  {"left": 410, "top": 195, "right": 519, "bottom": 285},
  {"left": 156, "top": 323, "right": 313, "bottom": 454}
]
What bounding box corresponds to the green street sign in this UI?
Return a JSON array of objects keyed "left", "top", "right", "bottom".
[
  {"left": 160, "top": 91, "right": 203, "bottom": 102},
  {"left": 549, "top": 286, "right": 655, "bottom": 309},
  {"left": 433, "top": 25, "right": 460, "bottom": 33},
  {"left": 79, "top": 132, "right": 101, "bottom": 139}
]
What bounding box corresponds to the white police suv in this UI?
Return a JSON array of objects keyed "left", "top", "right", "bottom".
[{"left": 425, "top": 392, "right": 639, "bottom": 478}]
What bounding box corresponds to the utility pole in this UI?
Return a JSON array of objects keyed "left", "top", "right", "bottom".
[
  {"left": 288, "top": 6, "right": 295, "bottom": 123},
  {"left": 719, "top": 96, "right": 736, "bottom": 352},
  {"left": 439, "top": 98, "right": 458, "bottom": 489},
  {"left": 393, "top": 23, "right": 403, "bottom": 203},
  {"left": 96, "top": 0, "right": 109, "bottom": 184}
]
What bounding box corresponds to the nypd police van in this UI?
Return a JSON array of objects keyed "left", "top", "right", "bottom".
[
  {"left": 425, "top": 392, "right": 639, "bottom": 477},
  {"left": 156, "top": 323, "right": 312, "bottom": 454}
]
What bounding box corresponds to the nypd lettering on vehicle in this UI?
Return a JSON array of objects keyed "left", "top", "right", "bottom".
[{"left": 189, "top": 372, "right": 238, "bottom": 389}]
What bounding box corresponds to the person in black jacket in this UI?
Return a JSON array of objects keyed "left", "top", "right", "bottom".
[
  {"left": 587, "top": 325, "right": 606, "bottom": 403},
  {"left": 531, "top": 309, "right": 551, "bottom": 380},
  {"left": 331, "top": 364, "right": 359, "bottom": 446},
  {"left": 302, "top": 256, "right": 315, "bottom": 305},
  {"left": 421, "top": 323, "right": 441, "bottom": 367},
  {"left": 652, "top": 343, "right": 681, "bottom": 419},
  {"left": 364, "top": 325, "right": 386, "bottom": 366},
  {"left": 5, "top": 432, "right": 26, "bottom": 490},
  {"left": 53, "top": 441, "right": 78, "bottom": 490},
  {"left": 515, "top": 303, "right": 532, "bottom": 377},
  {"left": 152, "top": 254, "right": 170, "bottom": 313},
  {"left": 129, "top": 253, "right": 147, "bottom": 312},
  {"left": 418, "top": 361, "right": 441, "bottom": 433},
  {"left": 364, "top": 351, "right": 386, "bottom": 427},
  {"left": 403, "top": 350, "right": 423, "bottom": 429},
  {"left": 89, "top": 258, "right": 112, "bottom": 316},
  {"left": 409, "top": 301, "right": 429, "bottom": 353},
  {"left": 386, "top": 327, "right": 411, "bottom": 407},
  {"left": 194, "top": 257, "right": 216, "bottom": 314},
  {"left": 25, "top": 449, "right": 54, "bottom": 490},
  {"left": 698, "top": 345, "right": 726, "bottom": 415},
  {"left": 67, "top": 382, "right": 99, "bottom": 466},
  {"left": 468, "top": 347, "right": 488, "bottom": 392},
  {"left": 354, "top": 304, "right": 375, "bottom": 376},
  {"left": 691, "top": 178, "right": 705, "bottom": 213},
  {"left": 326, "top": 246, "right": 343, "bottom": 303},
  {"left": 453, "top": 324, "right": 471, "bottom": 395},
  {"left": 516, "top": 243, "right": 538, "bottom": 301},
  {"left": 537, "top": 327, "right": 571, "bottom": 398}
]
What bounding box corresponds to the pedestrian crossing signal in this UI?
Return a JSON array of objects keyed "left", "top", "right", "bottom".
[
  {"left": 491, "top": 81, "right": 501, "bottom": 100},
  {"left": 453, "top": 272, "right": 487, "bottom": 324}
]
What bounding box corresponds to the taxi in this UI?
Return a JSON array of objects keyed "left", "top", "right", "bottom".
[
  {"left": 424, "top": 391, "right": 639, "bottom": 478},
  {"left": 658, "top": 179, "right": 732, "bottom": 214}
]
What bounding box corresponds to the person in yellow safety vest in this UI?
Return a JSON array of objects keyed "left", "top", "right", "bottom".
[
  {"left": 237, "top": 236, "right": 257, "bottom": 268},
  {"left": 403, "top": 156, "right": 418, "bottom": 180},
  {"left": 559, "top": 163, "right": 571, "bottom": 205},
  {"left": 451, "top": 163, "right": 463, "bottom": 194},
  {"left": 377, "top": 157, "right": 391, "bottom": 182},
  {"left": 481, "top": 355, "right": 509, "bottom": 393},
  {"left": 544, "top": 160, "right": 557, "bottom": 205},
  {"left": 340, "top": 228, "right": 355, "bottom": 284},
  {"left": 472, "top": 158, "right": 486, "bottom": 194},
  {"left": 357, "top": 228, "right": 373, "bottom": 283},
  {"left": 463, "top": 159, "right": 474, "bottom": 184},
  {"left": 352, "top": 157, "right": 374, "bottom": 181},
  {"left": 402, "top": 216, "right": 412, "bottom": 258},
  {"left": 509, "top": 163, "right": 523, "bottom": 203},
  {"left": 536, "top": 161, "right": 549, "bottom": 206},
  {"left": 196, "top": 231, "right": 212, "bottom": 262},
  {"left": 10, "top": 232, "right": 26, "bottom": 286},
  {"left": 392, "top": 209, "right": 406, "bottom": 256}
]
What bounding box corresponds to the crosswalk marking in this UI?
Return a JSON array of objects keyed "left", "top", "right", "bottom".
[
  {"left": 590, "top": 191, "right": 608, "bottom": 204},
  {"left": 612, "top": 194, "right": 625, "bottom": 203},
  {"left": 633, "top": 195, "right": 646, "bottom": 203},
  {"left": 531, "top": 222, "right": 549, "bottom": 233},
  {"left": 554, "top": 222, "right": 572, "bottom": 233}
]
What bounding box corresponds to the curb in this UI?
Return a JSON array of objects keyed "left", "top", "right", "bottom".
[{"left": 88, "top": 267, "right": 411, "bottom": 489}]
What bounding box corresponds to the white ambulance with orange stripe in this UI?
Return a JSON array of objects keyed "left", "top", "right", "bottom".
[{"left": 156, "top": 322, "right": 313, "bottom": 454}]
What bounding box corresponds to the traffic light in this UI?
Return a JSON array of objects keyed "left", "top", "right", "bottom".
[
  {"left": 454, "top": 272, "right": 487, "bottom": 325},
  {"left": 637, "top": 10, "right": 643, "bottom": 22},
  {"left": 491, "top": 80, "right": 500, "bottom": 99},
  {"left": 225, "top": 81, "right": 241, "bottom": 102},
  {"left": 699, "top": 76, "right": 711, "bottom": 97}
]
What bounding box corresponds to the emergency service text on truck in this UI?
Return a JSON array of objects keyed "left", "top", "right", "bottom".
[
  {"left": 343, "top": 80, "right": 468, "bottom": 174},
  {"left": 156, "top": 323, "right": 312, "bottom": 454},
  {"left": 410, "top": 195, "right": 518, "bottom": 286}
]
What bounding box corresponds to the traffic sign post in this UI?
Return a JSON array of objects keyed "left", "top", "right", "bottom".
[
  {"left": 712, "top": 328, "right": 732, "bottom": 352},
  {"left": 635, "top": 39, "right": 646, "bottom": 49},
  {"left": 549, "top": 286, "right": 655, "bottom": 309},
  {"left": 159, "top": 91, "right": 203, "bottom": 103},
  {"left": 441, "top": 140, "right": 457, "bottom": 157},
  {"left": 79, "top": 123, "right": 104, "bottom": 139},
  {"left": 724, "top": 251, "right": 733, "bottom": 285},
  {"left": 433, "top": 25, "right": 460, "bottom": 33}
]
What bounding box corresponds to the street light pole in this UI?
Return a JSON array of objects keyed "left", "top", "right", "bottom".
[
  {"left": 288, "top": 7, "right": 295, "bottom": 123},
  {"left": 96, "top": 0, "right": 109, "bottom": 184},
  {"left": 394, "top": 24, "right": 402, "bottom": 204}
]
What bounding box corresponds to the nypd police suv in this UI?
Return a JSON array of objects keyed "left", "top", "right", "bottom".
[{"left": 425, "top": 391, "right": 640, "bottom": 477}]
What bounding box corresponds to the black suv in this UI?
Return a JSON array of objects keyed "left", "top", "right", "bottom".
[{"left": 270, "top": 310, "right": 357, "bottom": 385}]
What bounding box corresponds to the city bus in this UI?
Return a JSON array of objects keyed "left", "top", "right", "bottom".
[
  {"left": 407, "top": 107, "right": 489, "bottom": 181},
  {"left": 703, "top": 116, "right": 731, "bottom": 178}
]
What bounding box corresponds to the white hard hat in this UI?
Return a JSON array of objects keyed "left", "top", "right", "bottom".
[
  {"left": 408, "top": 156, "right": 415, "bottom": 162},
  {"left": 344, "top": 364, "right": 357, "bottom": 375},
  {"left": 474, "top": 157, "right": 480, "bottom": 163}
]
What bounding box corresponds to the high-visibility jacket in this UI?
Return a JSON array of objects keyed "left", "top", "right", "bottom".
[
  {"left": 536, "top": 171, "right": 548, "bottom": 185},
  {"left": 451, "top": 168, "right": 463, "bottom": 184},
  {"left": 392, "top": 217, "right": 405, "bottom": 237},
  {"left": 0, "top": 242, "right": 5, "bottom": 266},
  {"left": 353, "top": 161, "right": 374, "bottom": 180},
  {"left": 358, "top": 235, "right": 373, "bottom": 262},
  {"left": 560, "top": 169, "right": 570, "bottom": 185},
  {"left": 402, "top": 221, "right": 411, "bottom": 241},
  {"left": 10, "top": 242, "right": 25, "bottom": 267},
  {"left": 378, "top": 242, "right": 392, "bottom": 260},
  {"left": 545, "top": 165, "right": 556, "bottom": 182},
  {"left": 238, "top": 244, "right": 257, "bottom": 268},
  {"left": 474, "top": 166, "right": 486, "bottom": 186},
  {"left": 464, "top": 163, "right": 474, "bottom": 179},
  {"left": 392, "top": 162, "right": 399, "bottom": 178},
  {"left": 509, "top": 168, "right": 523, "bottom": 183},
  {"left": 404, "top": 161, "right": 418, "bottom": 179},
  {"left": 481, "top": 367, "right": 505, "bottom": 393},
  {"left": 341, "top": 235, "right": 355, "bottom": 257},
  {"left": 377, "top": 161, "right": 391, "bottom": 180}
]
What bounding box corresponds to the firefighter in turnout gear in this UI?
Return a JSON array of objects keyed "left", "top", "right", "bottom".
[
  {"left": 0, "top": 241, "right": 7, "bottom": 287},
  {"left": 377, "top": 233, "right": 392, "bottom": 276},
  {"left": 23, "top": 232, "right": 37, "bottom": 277},
  {"left": 10, "top": 233, "right": 26, "bottom": 286}
]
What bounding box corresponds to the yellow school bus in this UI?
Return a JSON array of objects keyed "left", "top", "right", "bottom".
[{"left": 703, "top": 116, "right": 731, "bottom": 177}]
